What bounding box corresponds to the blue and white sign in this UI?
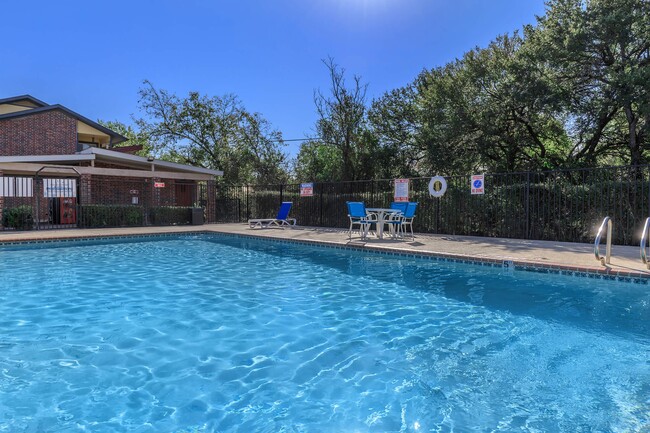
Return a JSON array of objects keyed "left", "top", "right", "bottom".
[{"left": 471, "top": 174, "right": 484, "bottom": 195}]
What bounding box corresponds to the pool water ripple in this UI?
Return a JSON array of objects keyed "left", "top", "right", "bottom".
[{"left": 0, "top": 236, "right": 648, "bottom": 432}]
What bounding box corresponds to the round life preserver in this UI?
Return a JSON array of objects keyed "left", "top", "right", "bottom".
[{"left": 429, "top": 176, "right": 447, "bottom": 197}]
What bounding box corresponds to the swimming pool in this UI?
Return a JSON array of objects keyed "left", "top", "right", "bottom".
[{"left": 0, "top": 234, "right": 648, "bottom": 432}]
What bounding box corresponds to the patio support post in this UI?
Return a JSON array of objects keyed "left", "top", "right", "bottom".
[
  {"left": 206, "top": 179, "right": 216, "bottom": 223},
  {"left": 0, "top": 171, "right": 3, "bottom": 227},
  {"left": 34, "top": 174, "right": 40, "bottom": 231}
]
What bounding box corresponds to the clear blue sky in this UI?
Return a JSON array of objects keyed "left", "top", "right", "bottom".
[{"left": 1, "top": 0, "right": 546, "bottom": 157}]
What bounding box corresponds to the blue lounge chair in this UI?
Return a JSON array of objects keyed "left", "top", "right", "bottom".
[
  {"left": 346, "top": 202, "right": 377, "bottom": 240},
  {"left": 248, "top": 202, "right": 296, "bottom": 228}
]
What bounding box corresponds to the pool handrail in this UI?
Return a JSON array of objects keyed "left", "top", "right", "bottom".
[
  {"left": 640, "top": 217, "right": 650, "bottom": 269},
  {"left": 594, "top": 216, "right": 612, "bottom": 266}
]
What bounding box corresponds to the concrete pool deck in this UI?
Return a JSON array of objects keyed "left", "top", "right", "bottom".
[{"left": 1, "top": 223, "right": 649, "bottom": 280}]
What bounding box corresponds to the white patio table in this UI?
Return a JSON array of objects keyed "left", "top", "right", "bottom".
[{"left": 366, "top": 208, "right": 402, "bottom": 239}]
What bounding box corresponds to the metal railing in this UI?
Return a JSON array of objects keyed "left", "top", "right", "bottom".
[
  {"left": 594, "top": 216, "right": 612, "bottom": 266},
  {"left": 1, "top": 176, "right": 209, "bottom": 231},
  {"left": 640, "top": 217, "right": 650, "bottom": 269}
]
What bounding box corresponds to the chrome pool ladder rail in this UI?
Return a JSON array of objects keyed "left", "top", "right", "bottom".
[
  {"left": 640, "top": 217, "right": 650, "bottom": 269},
  {"left": 594, "top": 216, "right": 612, "bottom": 266}
]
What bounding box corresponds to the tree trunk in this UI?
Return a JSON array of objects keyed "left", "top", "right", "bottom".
[{"left": 624, "top": 104, "right": 641, "bottom": 165}]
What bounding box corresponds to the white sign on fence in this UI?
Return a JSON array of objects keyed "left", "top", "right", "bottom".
[
  {"left": 394, "top": 178, "right": 409, "bottom": 202},
  {"left": 300, "top": 182, "right": 314, "bottom": 197},
  {"left": 471, "top": 174, "right": 485, "bottom": 195},
  {"left": 43, "top": 178, "right": 77, "bottom": 198},
  {"left": 0, "top": 177, "right": 34, "bottom": 197}
]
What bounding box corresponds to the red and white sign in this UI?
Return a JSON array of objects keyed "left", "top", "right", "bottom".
[
  {"left": 471, "top": 175, "right": 485, "bottom": 195},
  {"left": 300, "top": 182, "right": 314, "bottom": 197},
  {"left": 154, "top": 182, "right": 165, "bottom": 188},
  {"left": 394, "top": 178, "right": 409, "bottom": 202}
]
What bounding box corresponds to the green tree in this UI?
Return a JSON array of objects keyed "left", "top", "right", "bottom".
[
  {"left": 135, "top": 80, "right": 289, "bottom": 185},
  {"left": 415, "top": 33, "right": 571, "bottom": 173},
  {"left": 97, "top": 120, "right": 154, "bottom": 157},
  {"left": 532, "top": 0, "right": 650, "bottom": 165},
  {"left": 368, "top": 85, "right": 423, "bottom": 177},
  {"left": 294, "top": 140, "right": 343, "bottom": 182}
]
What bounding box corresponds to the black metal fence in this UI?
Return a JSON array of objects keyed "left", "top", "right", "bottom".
[
  {"left": 216, "top": 165, "right": 650, "bottom": 246},
  {"left": 1, "top": 176, "right": 207, "bottom": 231}
]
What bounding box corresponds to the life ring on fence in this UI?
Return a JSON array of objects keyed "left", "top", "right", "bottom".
[{"left": 429, "top": 176, "right": 447, "bottom": 197}]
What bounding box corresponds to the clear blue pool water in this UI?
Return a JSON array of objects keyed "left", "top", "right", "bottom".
[{"left": 0, "top": 235, "right": 648, "bottom": 433}]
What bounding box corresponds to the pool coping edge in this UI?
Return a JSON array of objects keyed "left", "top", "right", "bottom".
[{"left": 1, "top": 229, "right": 645, "bottom": 284}]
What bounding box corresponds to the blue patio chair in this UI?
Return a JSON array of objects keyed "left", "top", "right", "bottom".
[
  {"left": 400, "top": 202, "right": 418, "bottom": 240},
  {"left": 248, "top": 202, "right": 296, "bottom": 228},
  {"left": 385, "top": 202, "right": 418, "bottom": 240},
  {"left": 390, "top": 202, "right": 408, "bottom": 214},
  {"left": 384, "top": 202, "right": 408, "bottom": 238},
  {"left": 346, "top": 202, "right": 377, "bottom": 240}
]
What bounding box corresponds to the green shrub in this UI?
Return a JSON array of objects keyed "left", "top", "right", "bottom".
[
  {"left": 2, "top": 205, "right": 34, "bottom": 230},
  {"left": 79, "top": 205, "right": 144, "bottom": 228},
  {"left": 149, "top": 206, "right": 192, "bottom": 226}
]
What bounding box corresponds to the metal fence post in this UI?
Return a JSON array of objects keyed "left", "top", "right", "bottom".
[
  {"left": 525, "top": 171, "right": 530, "bottom": 239},
  {"left": 319, "top": 184, "right": 323, "bottom": 227},
  {"left": 245, "top": 185, "right": 249, "bottom": 223},
  {"left": 647, "top": 166, "right": 650, "bottom": 220}
]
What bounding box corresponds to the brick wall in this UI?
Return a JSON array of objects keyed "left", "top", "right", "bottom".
[
  {"left": 83, "top": 176, "right": 196, "bottom": 207},
  {"left": 0, "top": 110, "right": 78, "bottom": 156}
]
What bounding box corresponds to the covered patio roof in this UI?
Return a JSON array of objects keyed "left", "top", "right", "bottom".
[
  {"left": 0, "top": 147, "right": 223, "bottom": 180},
  {"left": 0, "top": 162, "right": 218, "bottom": 181},
  {"left": 78, "top": 147, "right": 223, "bottom": 176}
]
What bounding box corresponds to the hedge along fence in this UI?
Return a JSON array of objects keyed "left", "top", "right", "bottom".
[
  {"left": 216, "top": 165, "right": 650, "bottom": 246},
  {"left": 1, "top": 205, "right": 34, "bottom": 230},
  {"left": 149, "top": 206, "right": 192, "bottom": 226},
  {"left": 79, "top": 205, "right": 146, "bottom": 228},
  {"left": 78, "top": 205, "right": 194, "bottom": 228}
]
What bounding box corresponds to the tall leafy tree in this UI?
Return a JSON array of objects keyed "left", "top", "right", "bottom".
[
  {"left": 368, "top": 85, "right": 423, "bottom": 177},
  {"left": 135, "top": 80, "right": 289, "bottom": 185},
  {"left": 294, "top": 140, "right": 343, "bottom": 182},
  {"left": 415, "top": 33, "right": 571, "bottom": 173},
  {"left": 532, "top": 0, "right": 650, "bottom": 165}
]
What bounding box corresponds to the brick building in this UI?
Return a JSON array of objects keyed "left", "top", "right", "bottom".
[{"left": 0, "top": 95, "right": 223, "bottom": 229}]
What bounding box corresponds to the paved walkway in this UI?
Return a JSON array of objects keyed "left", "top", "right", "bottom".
[{"left": 1, "top": 223, "right": 648, "bottom": 278}]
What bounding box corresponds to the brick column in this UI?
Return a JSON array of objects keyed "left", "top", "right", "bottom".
[
  {"left": 152, "top": 177, "right": 162, "bottom": 207},
  {"left": 206, "top": 179, "right": 216, "bottom": 223},
  {"left": 79, "top": 174, "right": 92, "bottom": 204}
]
